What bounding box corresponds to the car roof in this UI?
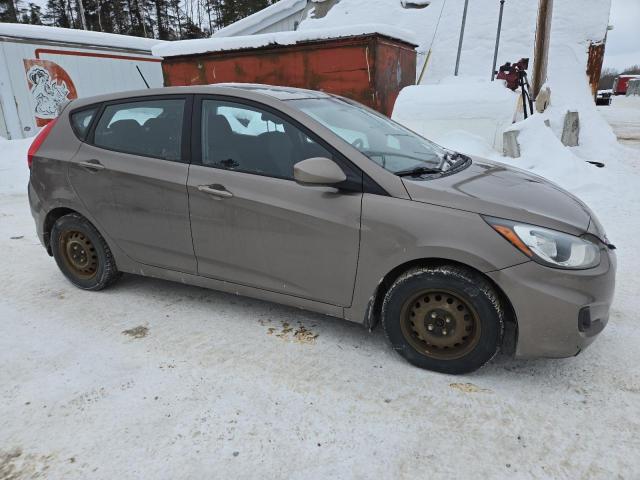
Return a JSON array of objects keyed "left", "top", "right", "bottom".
[
  {"left": 212, "top": 83, "right": 332, "bottom": 100},
  {"left": 66, "top": 84, "right": 333, "bottom": 111}
]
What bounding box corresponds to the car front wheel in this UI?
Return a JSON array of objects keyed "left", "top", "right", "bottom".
[{"left": 382, "top": 265, "right": 504, "bottom": 374}]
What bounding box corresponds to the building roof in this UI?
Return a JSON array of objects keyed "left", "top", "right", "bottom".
[
  {"left": 212, "top": 0, "right": 308, "bottom": 38},
  {"left": 153, "top": 24, "right": 418, "bottom": 58},
  {"left": 0, "top": 23, "right": 164, "bottom": 52}
]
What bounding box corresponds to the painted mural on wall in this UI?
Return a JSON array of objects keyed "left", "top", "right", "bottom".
[{"left": 23, "top": 59, "right": 78, "bottom": 126}]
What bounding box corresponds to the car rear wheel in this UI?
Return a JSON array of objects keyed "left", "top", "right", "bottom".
[
  {"left": 382, "top": 265, "right": 504, "bottom": 374},
  {"left": 50, "top": 213, "right": 121, "bottom": 290}
]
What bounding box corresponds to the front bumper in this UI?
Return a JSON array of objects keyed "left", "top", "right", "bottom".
[{"left": 487, "top": 250, "right": 616, "bottom": 359}]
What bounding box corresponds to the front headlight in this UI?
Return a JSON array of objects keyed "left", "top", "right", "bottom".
[{"left": 484, "top": 216, "right": 601, "bottom": 269}]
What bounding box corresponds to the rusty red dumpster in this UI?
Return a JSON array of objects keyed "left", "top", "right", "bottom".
[{"left": 155, "top": 28, "right": 417, "bottom": 117}]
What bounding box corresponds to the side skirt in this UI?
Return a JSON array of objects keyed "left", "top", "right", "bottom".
[{"left": 120, "top": 262, "right": 345, "bottom": 320}]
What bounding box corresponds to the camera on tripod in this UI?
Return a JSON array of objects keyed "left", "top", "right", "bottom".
[
  {"left": 497, "top": 58, "right": 530, "bottom": 91},
  {"left": 496, "top": 57, "right": 534, "bottom": 119}
]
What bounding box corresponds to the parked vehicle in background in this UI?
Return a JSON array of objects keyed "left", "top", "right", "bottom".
[
  {"left": 27, "top": 85, "right": 616, "bottom": 374},
  {"left": 626, "top": 79, "right": 640, "bottom": 97},
  {"left": 612, "top": 74, "right": 640, "bottom": 95},
  {"left": 596, "top": 89, "right": 613, "bottom": 106}
]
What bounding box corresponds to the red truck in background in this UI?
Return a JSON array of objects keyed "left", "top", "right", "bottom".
[{"left": 613, "top": 74, "right": 640, "bottom": 95}]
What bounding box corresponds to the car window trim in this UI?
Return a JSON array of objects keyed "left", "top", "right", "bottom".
[
  {"left": 191, "top": 94, "right": 366, "bottom": 187},
  {"left": 87, "top": 94, "right": 192, "bottom": 164}
]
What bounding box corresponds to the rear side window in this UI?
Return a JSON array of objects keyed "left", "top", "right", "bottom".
[
  {"left": 70, "top": 107, "right": 97, "bottom": 140},
  {"left": 93, "top": 99, "right": 185, "bottom": 161}
]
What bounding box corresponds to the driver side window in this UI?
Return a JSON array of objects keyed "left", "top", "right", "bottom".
[{"left": 200, "top": 99, "right": 332, "bottom": 179}]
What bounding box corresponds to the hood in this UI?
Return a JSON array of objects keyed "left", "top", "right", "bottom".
[{"left": 402, "top": 158, "right": 591, "bottom": 235}]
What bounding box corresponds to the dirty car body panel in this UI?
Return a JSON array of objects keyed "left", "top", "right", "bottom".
[{"left": 28, "top": 84, "right": 616, "bottom": 364}]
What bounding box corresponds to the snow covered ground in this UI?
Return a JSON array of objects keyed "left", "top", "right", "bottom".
[
  {"left": 1, "top": 99, "right": 640, "bottom": 479},
  {"left": 599, "top": 95, "right": 640, "bottom": 152}
]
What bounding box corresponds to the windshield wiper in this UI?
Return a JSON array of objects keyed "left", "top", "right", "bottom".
[{"left": 395, "top": 166, "right": 442, "bottom": 177}]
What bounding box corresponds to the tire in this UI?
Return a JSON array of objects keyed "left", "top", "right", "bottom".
[
  {"left": 382, "top": 265, "right": 503, "bottom": 374},
  {"left": 50, "top": 213, "right": 121, "bottom": 290}
]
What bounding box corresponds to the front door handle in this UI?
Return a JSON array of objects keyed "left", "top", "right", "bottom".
[
  {"left": 198, "top": 184, "right": 233, "bottom": 198},
  {"left": 78, "top": 160, "right": 105, "bottom": 171}
]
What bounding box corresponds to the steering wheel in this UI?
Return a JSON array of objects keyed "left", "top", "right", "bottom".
[{"left": 351, "top": 138, "right": 365, "bottom": 149}]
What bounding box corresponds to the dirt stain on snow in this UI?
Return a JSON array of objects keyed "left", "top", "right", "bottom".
[
  {"left": 449, "top": 383, "right": 492, "bottom": 394},
  {"left": 265, "top": 320, "right": 319, "bottom": 345},
  {"left": 0, "top": 447, "right": 54, "bottom": 479},
  {"left": 122, "top": 325, "right": 149, "bottom": 339},
  {"left": 293, "top": 325, "right": 319, "bottom": 344},
  {"left": 67, "top": 387, "right": 108, "bottom": 411}
]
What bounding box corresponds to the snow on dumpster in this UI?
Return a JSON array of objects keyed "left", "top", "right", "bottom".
[
  {"left": 0, "top": 23, "right": 165, "bottom": 139},
  {"left": 153, "top": 25, "right": 418, "bottom": 116}
]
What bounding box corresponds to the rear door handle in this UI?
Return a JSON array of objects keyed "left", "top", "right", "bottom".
[
  {"left": 198, "top": 184, "right": 233, "bottom": 198},
  {"left": 78, "top": 160, "right": 105, "bottom": 171}
]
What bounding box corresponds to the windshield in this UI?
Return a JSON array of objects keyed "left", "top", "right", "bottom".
[{"left": 289, "top": 97, "right": 458, "bottom": 175}]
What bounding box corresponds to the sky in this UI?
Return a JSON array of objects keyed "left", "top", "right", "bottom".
[{"left": 603, "top": 0, "right": 640, "bottom": 71}]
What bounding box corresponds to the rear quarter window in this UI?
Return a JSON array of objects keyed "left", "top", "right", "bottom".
[{"left": 70, "top": 107, "right": 98, "bottom": 140}]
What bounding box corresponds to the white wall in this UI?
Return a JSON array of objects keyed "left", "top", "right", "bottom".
[
  {"left": 0, "top": 100, "right": 8, "bottom": 139},
  {"left": 252, "top": 14, "right": 304, "bottom": 35},
  {"left": 0, "top": 40, "right": 163, "bottom": 139}
]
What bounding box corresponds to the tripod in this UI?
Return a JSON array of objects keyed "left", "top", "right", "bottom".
[
  {"left": 518, "top": 69, "right": 535, "bottom": 119},
  {"left": 497, "top": 58, "right": 535, "bottom": 120}
]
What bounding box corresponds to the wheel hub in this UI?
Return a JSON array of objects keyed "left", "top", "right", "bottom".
[
  {"left": 400, "top": 289, "right": 481, "bottom": 360},
  {"left": 424, "top": 308, "right": 455, "bottom": 337},
  {"left": 59, "top": 231, "right": 98, "bottom": 279}
]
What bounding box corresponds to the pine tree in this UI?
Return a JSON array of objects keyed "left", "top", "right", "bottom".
[
  {"left": 111, "top": 0, "right": 130, "bottom": 34},
  {"left": 0, "top": 0, "right": 19, "bottom": 22},
  {"left": 152, "top": 0, "right": 169, "bottom": 39},
  {"left": 182, "top": 15, "right": 205, "bottom": 39},
  {"left": 214, "top": 0, "right": 273, "bottom": 30},
  {"left": 43, "top": 0, "right": 70, "bottom": 27},
  {"left": 20, "top": 2, "right": 42, "bottom": 24},
  {"left": 6, "top": 0, "right": 277, "bottom": 40}
]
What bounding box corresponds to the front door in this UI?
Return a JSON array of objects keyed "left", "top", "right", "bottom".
[
  {"left": 188, "top": 97, "right": 362, "bottom": 306},
  {"left": 68, "top": 96, "right": 196, "bottom": 273}
]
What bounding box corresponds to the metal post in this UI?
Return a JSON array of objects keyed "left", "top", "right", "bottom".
[
  {"left": 491, "top": 0, "right": 506, "bottom": 81},
  {"left": 454, "top": 0, "right": 470, "bottom": 76}
]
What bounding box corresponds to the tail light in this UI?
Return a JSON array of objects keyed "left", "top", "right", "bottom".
[{"left": 27, "top": 119, "right": 57, "bottom": 169}]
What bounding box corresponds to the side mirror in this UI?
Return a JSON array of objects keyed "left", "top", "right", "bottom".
[{"left": 293, "top": 157, "right": 347, "bottom": 186}]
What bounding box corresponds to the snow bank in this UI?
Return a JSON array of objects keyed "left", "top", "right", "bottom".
[
  {"left": 0, "top": 23, "right": 164, "bottom": 51},
  {"left": 540, "top": 0, "right": 617, "bottom": 163},
  {"left": 299, "top": 0, "right": 540, "bottom": 84},
  {"left": 503, "top": 116, "right": 604, "bottom": 191},
  {"left": 392, "top": 79, "right": 519, "bottom": 149},
  {"left": 0, "top": 136, "right": 31, "bottom": 195},
  {"left": 153, "top": 24, "right": 417, "bottom": 58},
  {"left": 327, "top": 0, "right": 620, "bottom": 185},
  {"left": 300, "top": 1, "right": 610, "bottom": 86}
]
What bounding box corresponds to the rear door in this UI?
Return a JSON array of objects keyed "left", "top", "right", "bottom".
[
  {"left": 187, "top": 96, "right": 362, "bottom": 306},
  {"left": 68, "top": 96, "right": 196, "bottom": 273}
]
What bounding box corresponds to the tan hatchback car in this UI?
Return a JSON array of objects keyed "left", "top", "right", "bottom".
[{"left": 28, "top": 85, "right": 616, "bottom": 374}]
